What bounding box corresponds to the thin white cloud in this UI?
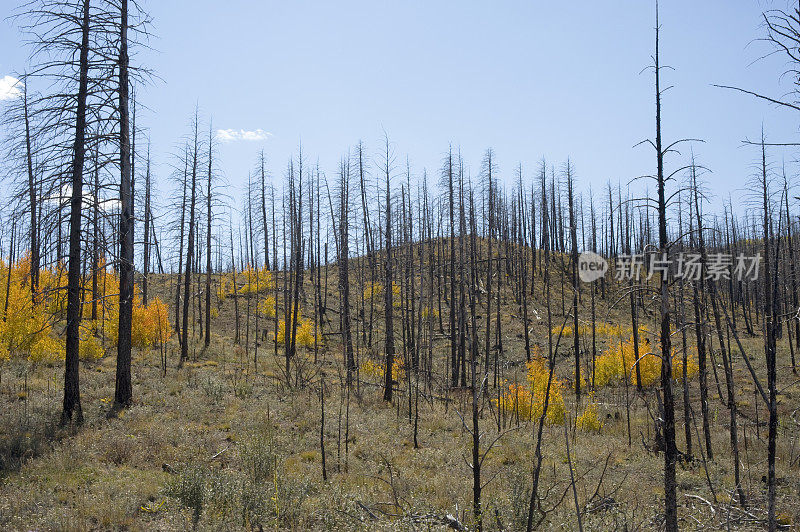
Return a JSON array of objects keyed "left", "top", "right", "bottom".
[
  {"left": 45, "top": 184, "right": 120, "bottom": 213},
  {"left": 216, "top": 128, "right": 272, "bottom": 143},
  {"left": 0, "top": 75, "right": 23, "bottom": 101}
]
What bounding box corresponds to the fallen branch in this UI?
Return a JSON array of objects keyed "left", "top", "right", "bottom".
[
  {"left": 684, "top": 493, "right": 715, "bottom": 516},
  {"left": 210, "top": 446, "right": 230, "bottom": 460},
  {"left": 356, "top": 501, "right": 378, "bottom": 521}
]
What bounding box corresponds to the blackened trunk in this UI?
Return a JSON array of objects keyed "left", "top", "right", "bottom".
[
  {"left": 566, "top": 162, "right": 580, "bottom": 397},
  {"left": 181, "top": 117, "right": 199, "bottom": 363},
  {"left": 142, "top": 146, "right": 151, "bottom": 306},
  {"left": 204, "top": 125, "right": 213, "bottom": 348},
  {"left": 383, "top": 142, "right": 395, "bottom": 402},
  {"left": 62, "top": 0, "right": 91, "bottom": 425},
  {"left": 114, "top": 0, "right": 134, "bottom": 409},
  {"left": 23, "top": 84, "right": 39, "bottom": 298},
  {"left": 654, "top": 8, "right": 677, "bottom": 529},
  {"left": 339, "top": 161, "right": 355, "bottom": 382}
]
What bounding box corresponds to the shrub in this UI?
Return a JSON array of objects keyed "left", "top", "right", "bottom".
[
  {"left": 131, "top": 296, "right": 172, "bottom": 349},
  {"left": 105, "top": 290, "right": 172, "bottom": 349},
  {"left": 360, "top": 357, "right": 405, "bottom": 382},
  {"left": 673, "top": 348, "right": 699, "bottom": 382},
  {"left": 526, "top": 357, "right": 565, "bottom": 424},
  {"left": 363, "top": 281, "right": 401, "bottom": 307},
  {"left": 496, "top": 382, "right": 535, "bottom": 420},
  {"left": 39, "top": 261, "right": 68, "bottom": 317},
  {"left": 27, "top": 334, "right": 62, "bottom": 364},
  {"left": 239, "top": 432, "right": 276, "bottom": 484},
  {"left": 239, "top": 265, "right": 274, "bottom": 295},
  {"left": 241, "top": 480, "right": 269, "bottom": 528},
  {"left": 79, "top": 324, "right": 104, "bottom": 361},
  {"left": 496, "top": 357, "right": 565, "bottom": 425},
  {"left": 166, "top": 465, "right": 208, "bottom": 524},
  {"left": 594, "top": 328, "right": 698, "bottom": 389},
  {"left": 0, "top": 271, "right": 62, "bottom": 363},
  {"left": 274, "top": 313, "right": 319, "bottom": 349},
  {"left": 257, "top": 296, "right": 276, "bottom": 318},
  {"left": 363, "top": 281, "right": 383, "bottom": 300},
  {"left": 421, "top": 306, "right": 439, "bottom": 320},
  {"left": 204, "top": 471, "right": 239, "bottom": 524},
  {"left": 576, "top": 399, "right": 603, "bottom": 432},
  {"left": 216, "top": 276, "right": 233, "bottom": 301}
]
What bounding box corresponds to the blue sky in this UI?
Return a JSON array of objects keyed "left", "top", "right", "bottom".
[{"left": 1, "top": 0, "right": 798, "bottom": 212}]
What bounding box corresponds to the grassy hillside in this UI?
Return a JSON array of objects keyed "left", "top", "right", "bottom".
[{"left": 0, "top": 260, "right": 798, "bottom": 531}]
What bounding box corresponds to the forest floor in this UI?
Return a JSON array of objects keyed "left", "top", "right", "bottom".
[{"left": 0, "top": 269, "right": 799, "bottom": 530}]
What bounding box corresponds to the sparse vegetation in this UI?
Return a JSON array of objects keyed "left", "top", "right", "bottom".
[{"left": 0, "top": 1, "right": 799, "bottom": 530}]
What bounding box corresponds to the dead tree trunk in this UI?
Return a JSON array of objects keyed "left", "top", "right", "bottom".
[
  {"left": 382, "top": 136, "right": 396, "bottom": 402},
  {"left": 204, "top": 123, "right": 213, "bottom": 348},
  {"left": 566, "top": 161, "right": 580, "bottom": 397},
  {"left": 339, "top": 158, "right": 355, "bottom": 383},
  {"left": 114, "top": 0, "right": 134, "bottom": 410},
  {"left": 142, "top": 143, "right": 151, "bottom": 306},
  {"left": 22, "top": 83, "right": 39, "bottom": 298},
  {"left": 653, "top": 7, "right": 677, "bottom": 529},
  {"left": 760, "top": 136, "right": 779, "bottom": 532},
  {"left": 181, "top": 111, "right": 200, "bottom": 364},
  {"left": 62, "top": 0, "right": 91, "bottom": 425}
]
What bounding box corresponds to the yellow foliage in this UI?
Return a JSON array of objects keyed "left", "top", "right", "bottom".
[
  {"left": 576, "top": 399, "right": 603, "bottom": 432},
  {"left": 360, "top": 359, "right": 383, "bottom": 378},
  {"left": 531, "top": 343, "right": 543, "bottom": 358},
  {"left": 102, "top": 271, "right": 172, "bottom": 349},
  {"left": 672, "top": 348, "right": 700, "bottom": 382},
  {"left": 635, "top": 352, "right": 662, "bottom": 387},
  {"left": 594, "top": 331, "right": 651, "bottom": 387},
  {"left": 496, "top": 382, "right": 535, "bottom": 420},
  {"left": 0, "top": 264, "right": 62, "bottom": 362},
  {"left": 28, "top": 334, "right": 62, "bottom": 364},
  {"left": 363, "top": 281, "right": 401, "bottom": 307},
  {"left": 421, "top": 306, "right": 439, "bottom": 320},
  {"left": 360, "top": 356, "right": 405, "bottom": 382},
  {"left": 238, "top": 265, "right": 274, "bottom": 295},
  {"left": 132, "top": 297, "right": 172, "bottom": 349},
  {"left": 496, "top": 356, "right": 565, "bottom": 425},
  {"left": 80, "top": 324, "right": 104, "bottom": 361},
  {"left": 274, "top": 312, "right": 319, "bottom": 349},
  {"left": 527, "top": 357, "right": 565, "bottom": 425},
  {"left": 363, "top": 281, "right": 383, "bottom": 300},
  {"left": 39, "top": 261, "right": 68, "bottom": 317},
  {"left": 0, "top": 256, "right": 172, "bottom": 361},
  {"left": 216, "top": 276, "right": 232, "bottom": 302},
  {"left": 594, "top": 346, "right": 624, "bottom": 388},
  {"left": 391, "top": 283, "right": 401, "bottom": 302},
  {"left": 593, "top": 327, "right": 698, "bottom": 389},
  {"left": 257, "top": 296, "right": 276, "bottom": 318}
]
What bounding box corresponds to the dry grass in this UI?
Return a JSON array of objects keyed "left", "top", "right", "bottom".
[{"left": 0, "top": 269, "right": 798, "bottom": 530}]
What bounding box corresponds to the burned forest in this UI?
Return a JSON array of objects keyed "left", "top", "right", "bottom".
[{"left": 0, "top": 1, "right": 799, "bottom": 530}]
